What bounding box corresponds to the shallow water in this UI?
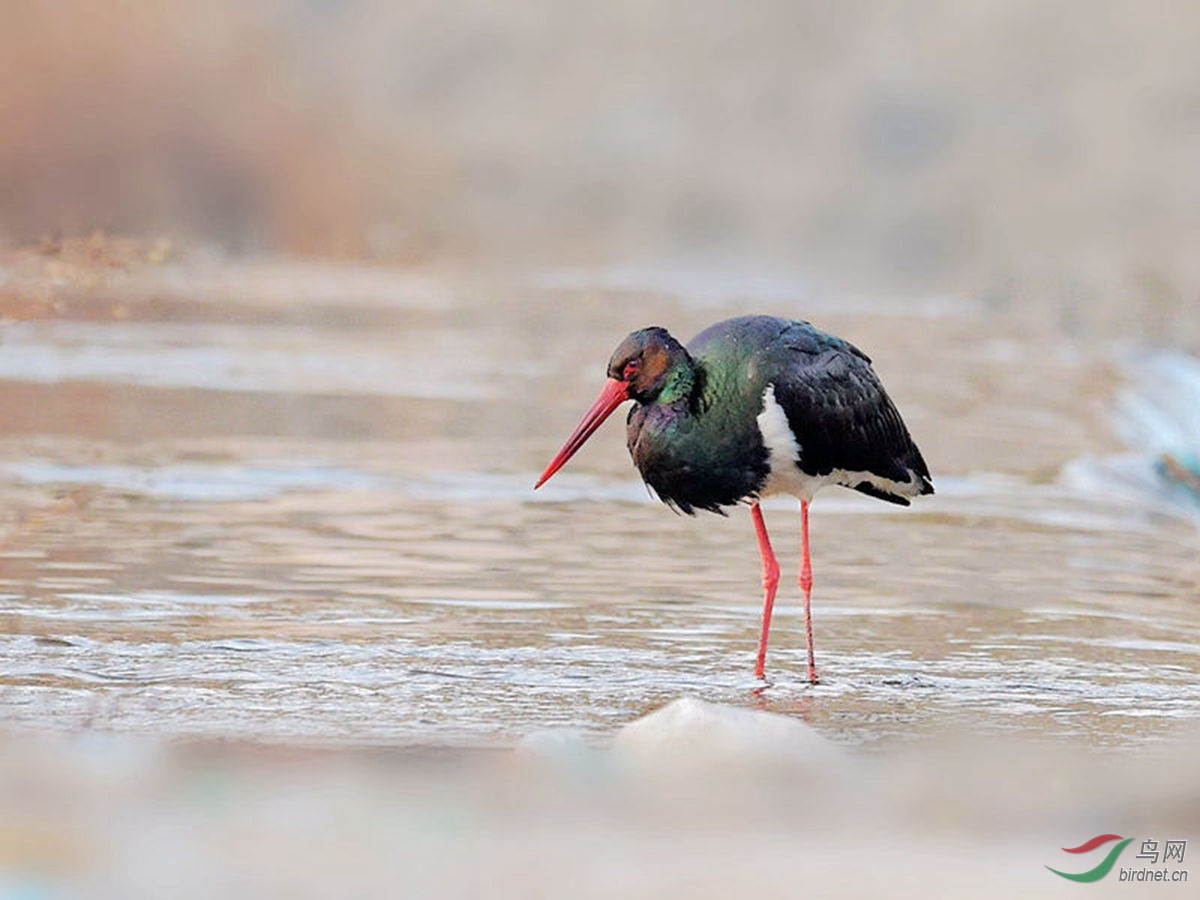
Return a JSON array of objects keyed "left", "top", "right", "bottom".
[{"left": 0, "top": 260, "right": 1197, "bottom": 748}]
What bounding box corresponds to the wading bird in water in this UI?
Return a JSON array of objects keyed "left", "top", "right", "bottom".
[{"left": 535, "top": 315, "right": 933, "bottom": 683}]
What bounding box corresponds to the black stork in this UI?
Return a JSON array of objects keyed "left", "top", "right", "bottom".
[{"left": 535, "top": 315, "right": 933, "bottom": 684}]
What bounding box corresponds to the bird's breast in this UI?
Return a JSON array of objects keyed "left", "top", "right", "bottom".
[{"left": 626, "top": 398, "right": 769, "bottom": 514}]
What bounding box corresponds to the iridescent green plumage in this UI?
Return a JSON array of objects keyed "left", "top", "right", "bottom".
[{"left": 616, "top": 316, "right": 932, "bottom": 514}]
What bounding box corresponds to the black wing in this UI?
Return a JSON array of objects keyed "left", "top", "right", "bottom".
[{"left": 770, "top": 327, "right": 933, "bottom": 505}]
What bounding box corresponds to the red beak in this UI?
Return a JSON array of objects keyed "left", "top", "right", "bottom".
[{"left": 535, "top": 378, "right": 631, "bottom": 488}]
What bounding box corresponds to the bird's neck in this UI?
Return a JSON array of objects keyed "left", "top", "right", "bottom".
[{"left": 653, "top": 356, "right": 698, "bottom": 407}]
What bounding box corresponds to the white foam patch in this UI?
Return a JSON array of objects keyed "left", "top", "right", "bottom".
[{"left": 1115, "top": 351, "right": 1200, "bottom": 452}]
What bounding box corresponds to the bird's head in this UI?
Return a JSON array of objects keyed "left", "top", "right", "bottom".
[
  {"left": 605, "top": 326, "right": 686, "bottom": 403},
  {"left": 535, "top": 326, "right": 688, "bottom": 489}
]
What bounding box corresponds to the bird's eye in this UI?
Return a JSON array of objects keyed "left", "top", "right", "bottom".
[{"left": 622, "top": 361, "right": 640, "bottom": 381}]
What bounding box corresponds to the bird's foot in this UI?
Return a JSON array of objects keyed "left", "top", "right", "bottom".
[{"left": 749, "top": 666, "right": 774, "bottom": 689}]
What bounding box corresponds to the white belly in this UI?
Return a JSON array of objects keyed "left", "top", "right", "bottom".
[{"left": 755, "top": 384, "right": 919, "bottom": 502}]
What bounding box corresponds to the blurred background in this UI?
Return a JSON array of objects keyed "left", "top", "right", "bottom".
[
  {"left": 3, "top": 3, "right": 1200, "bottom": 896},
  {"left": 2, "top": 0, "right": 1199, "bottom": 340}
]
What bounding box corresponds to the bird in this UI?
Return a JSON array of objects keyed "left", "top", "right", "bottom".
[{"left": 534, "top": 315, "right": 933, "bottom": 684}]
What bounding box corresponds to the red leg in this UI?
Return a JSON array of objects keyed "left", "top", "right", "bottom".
[
  {"left": 799, "top": 500, "right": 818, "bottom": 684},
  {"left": 751, "top": 502, "right": 780, "bottom": 679}
]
